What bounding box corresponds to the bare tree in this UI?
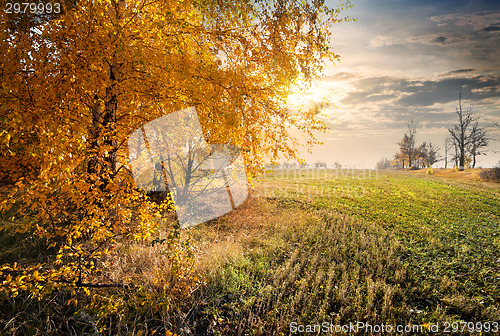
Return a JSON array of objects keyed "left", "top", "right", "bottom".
[
  {"left": 448, "top": 94, "right": 475, "bottom": 170},
  {"left": 448, "top": 94, "right": 490, "bottom": 170},
  {"left": 314, "top": 161, "right": 327, "bottom": 168},
  {"left": 468, "top": 123, "right": 489, "bottom": 168},
  {"left": 444, "top": 138, "right": 453, "bottom": 169}
]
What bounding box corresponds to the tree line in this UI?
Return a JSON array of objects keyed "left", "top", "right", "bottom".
[{"left": 377, "top": 94, "right": 490, "bottom": 170}]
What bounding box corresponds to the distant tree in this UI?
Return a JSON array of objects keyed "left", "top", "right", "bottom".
[
  {"left": 281, "top": 162, "right": 298, "bottom": 169},
  {"left": 448, "top": 94, "right": 488, "bottom": 170},
  {"left": 444, "top": 138, "right": 453, "bottom": 169},
  {"left": 449, "top": 94, "right": 471, "bottom": 170},
  {"left": 376, "top": 157, "right": 391, "bottom": 169},
  {"left": 333, "top": 161, "right": 342, "bottom": 169},
  {"left": 265, "top": 162, "right": 281, "bottom": 170},
  {"left": 391, "top": 158, "right": 403, "bottom": 169},
  {"left": 415, "top": 143, "right": 425, "bottom": 168},
  {"left": 427, "top": 142, "right": 443, "bottom": 167},
  {"left": 394, "top": 152, "right": 406, "bottom": 169},
  {"left": 314, "top": 161, "right": 327, "bottom": 168},
  {"left": 395, "top": 122, "right": 443, "bottom": 169},
  {"left": 468, "top": 123, "right": 489, "bottom": 168},
  {"left": 397, "top": 120, "right": 417, "bottom": 168},
  {"left": 452, "top": 141, "right": 460, "bottom": 168},
  {"left": 418, "top": 142, "right": 442, "bottom": 167}
]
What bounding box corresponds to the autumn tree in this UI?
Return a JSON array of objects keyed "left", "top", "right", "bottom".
[
  {"left": 0, "top": 0, "right": 352, "bottom": 296},
  {"left": 394, "top": 152, "right": 406, "bottom": 169},
  {"left": 395, "top": 122, "right": 441, "bottom": 169},
  {"left": 396, "top": 120, "right": 417, "bottom": 168},
  {"left": 417, "top": 142, "right": 442, "bottom": 168}
]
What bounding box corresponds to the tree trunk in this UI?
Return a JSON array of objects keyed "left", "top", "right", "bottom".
[
  {"left": 87, "top": 95, "right": 101, "bottom": 177},
  {"left": 102, "top": 61, "right": 119, "bottom": 175},
  {"left": 459, "top": 146, "right": 465, "bottom": 170},
  {"left": 444, "top": 142, "right": 448, "bottom": 169},
  {"left": 458, "top": 94, "right": 465, "bottom": 171},
  {"left": 86, "top": 59, "right": 120, "bottom": 190}
]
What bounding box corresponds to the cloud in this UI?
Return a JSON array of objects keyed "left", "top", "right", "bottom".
[
  {"left": 369, "top": 35, "right": 401, "bottom": 48},
  {"left": 340, "top": 73, "right": 500, "bottom": 107},
  {"left": 323, "top": 69, "right": 500, "bottom": 137},
  {"left": 430, "top": 11, "right": 500, "bottom": 31},
  {"left": 409, "top": 33, "right": 468, "bottom": 45},
  {"left": 433, "top": 36, "right": 448, "bottom": 44},
  {"left": 480, "top": 24, "right": 500, "bottom": 32},
  {"left": 398, "top": 75, "right": 500, "bottom": 106},
  {"left": 403, "top": 12, "right": 500, "bottom": 70},
  {"left": 323, "top": 72, "right": 356, "bottom": 81},
  {"left": 444, "top": 69, "right": 476, "bottom": 76}
]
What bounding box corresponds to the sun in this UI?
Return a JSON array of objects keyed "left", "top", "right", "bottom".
[
  {"left": 286, "top": 82, "right": 325, "bottom": 109},
  {"left": 286, "top": 91, "right": 308, "bottom": 108},
  {"left": 286, "top": 79, "right": 349, "bottom": 117}
]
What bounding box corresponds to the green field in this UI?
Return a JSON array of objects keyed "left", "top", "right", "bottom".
[
  {"left": 186, "top": 169, "right": 500, "bottom": 335},
  {"left": 1, "top": 169, "right": 499, "bottom": 335}
]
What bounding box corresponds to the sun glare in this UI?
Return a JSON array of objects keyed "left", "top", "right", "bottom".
[{"left": 286, "top": 79, "right": 352, "bottom": 119}]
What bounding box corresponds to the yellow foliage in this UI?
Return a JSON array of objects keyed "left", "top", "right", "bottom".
[{"left": 0, "top": 0, "right": 350, "bottom": 302}]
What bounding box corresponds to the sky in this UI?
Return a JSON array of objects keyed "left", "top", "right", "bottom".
[{"left": 288, "top": 0, "right": 500, "bottom": 168}]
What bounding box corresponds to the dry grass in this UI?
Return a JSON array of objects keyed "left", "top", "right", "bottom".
[
  {"left": 189, "top": 193, "right": 273, "bottom": 274},
  {"left": 406, "top": 167, "right": 498, "bottom": 182},
  {"left": 178, "top": 196, "right": 434, "bottom": 335}
]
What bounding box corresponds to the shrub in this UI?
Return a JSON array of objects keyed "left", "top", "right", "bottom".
[{"left": 479, "top": 161, "right": 500, "bottom": 182}]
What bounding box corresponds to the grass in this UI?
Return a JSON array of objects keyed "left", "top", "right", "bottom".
[
  {"left": 181, "top": 169, "right": 499, "bottom": 335},
  {"left": 1, "top": 169, "right": 499, "bottom": 335}
]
